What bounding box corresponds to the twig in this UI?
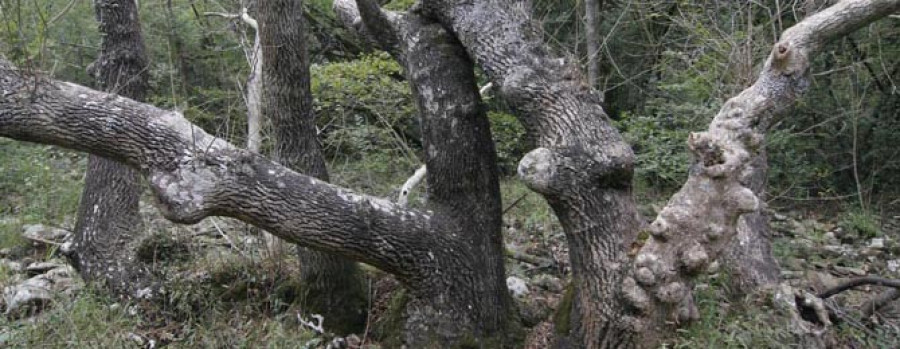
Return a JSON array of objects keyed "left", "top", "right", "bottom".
[
  {"left": 210, "top": 218, "right": 248, "bottom": 258},
  {"left": 502, "top": 193, "right": 530, "bottom": 215},
  {"left": 22, "top": 235, "right": 62, "bottom": 246},
  {"left": 818, "top": 276, "right": 900, "bottom": 299}
]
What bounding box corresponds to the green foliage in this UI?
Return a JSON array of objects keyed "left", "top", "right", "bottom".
[
  {"left": 838, "top": 209, "right": 882, "bottom": 240},
  {"left": 384, "top": 0, "right": 418, "bottom": 11},
  {"left": 615, "top": 100, "right": 716, "bottom": 190},
  {"left": 312, "top": 52, "right": 418, "bottom": 161},
  {"left": 0, "top": 290, "right": 143, "bottom": 348},
  {"left": 0, "top": 140, "right": 84, "bottom": 250},
  {"left": 488, "top": 111, "right": 528, "bottom": 175}
]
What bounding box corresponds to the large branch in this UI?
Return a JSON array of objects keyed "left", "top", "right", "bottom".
[
  {"left": 333, "top": 0, "right": 404, "bottom": 58},
  {"left": 0, "top": 62, "right": 459, "bottom": 286},
  {"left": 621, "top": 0, "right": 900, "bottom": 332},
  {"left": 424, "top": 0, "right": 634, "bottom": 196}
]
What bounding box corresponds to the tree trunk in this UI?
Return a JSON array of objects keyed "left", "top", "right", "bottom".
[
  {"left": 722, "top": 151, "right": 780, "bottom": 295},
  {"left": 68, "top": 0, "right": 155, "bottom": 299},
  {"left": 258, "top": 0, "right": 367, "bottom": 335},
  {"left": 421, "top": 0, "right": 900, "bottom": 346},
  {"left": 334, "top": 1, "right": 517, "bottom": 344},
  {"left": 245, "top": 13, "right": 262, "bottom": 153},
  {"left": 584, "top": 0, "right": 602, "bottom": 88},
  {"left": 3, "top": 0, "right": 897, "bottom": 347}
]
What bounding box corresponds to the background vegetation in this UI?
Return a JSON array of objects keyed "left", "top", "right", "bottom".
[{"left": 0, "top": 0, "right": 897, "bottom": 347}]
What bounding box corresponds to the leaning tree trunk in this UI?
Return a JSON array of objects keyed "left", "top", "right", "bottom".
[
  {"left": 67, "top": 0, "right": 156, "bottom": 300},
  {"left": 334, "top": 1, "right": 518, "bottom": 344},
  {"left": 258, "top": 0, "right": 367, "bottom": 335},
  {"left": 420, "top": 0, "right": 900, "bottom": 347}
]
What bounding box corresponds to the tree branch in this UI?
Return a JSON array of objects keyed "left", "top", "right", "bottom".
[
  {"left": 333, "top": 0, "right": 403, "bottom": 57},
  {"left": 819, "top": 276, "right": 900, "bottom": 299},
  {"left": 0, "top": 61, "right": 460, "bottom": 286},
  {"left": 623, "top": 0, "right": 900, "bottom": 328}
]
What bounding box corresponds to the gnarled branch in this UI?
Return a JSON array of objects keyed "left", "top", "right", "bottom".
[{"left": 0, "top": 62, "right": 463, "bottom": 288}]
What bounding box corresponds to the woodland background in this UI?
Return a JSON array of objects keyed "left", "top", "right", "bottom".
[{"left": 0, "top": 0, "right": 898, "bottom": 347}]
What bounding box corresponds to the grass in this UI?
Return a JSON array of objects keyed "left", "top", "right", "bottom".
[{"left": 0, "top": 139, "right": 85, "bottom": 250}]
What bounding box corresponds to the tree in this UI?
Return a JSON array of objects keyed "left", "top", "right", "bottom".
[
  {"left": 258, "top": 0, "right": 367, "bottom": 334},
  {"left": 1, "top": 0, "right": 897, "bottom": 347},
  {"left": 65, "top": 0, "right": 156, "bottom": 299}
]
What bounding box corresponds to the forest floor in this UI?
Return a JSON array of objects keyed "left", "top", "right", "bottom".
[{"left": 1, "top": 140, "right": 898, "bottom": 348}]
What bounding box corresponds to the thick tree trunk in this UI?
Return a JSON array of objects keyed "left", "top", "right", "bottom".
[
  {"left": 258, "top": 0, "right": 367, "bottom": 335},
  {"left": 421, "top": 0, "right": 900, "bottom": 347},
  {"left": 68, "top": 0, "right": 155, "bottom": 299},
  {"left": 722, "top": 151, "right": 780, "bottom": 295},
  {"left": 3, "top": 0, "right": 896, "bottom": 347},
  {"left": 335, "top": 1, "right": 517, "bottom": 344}
]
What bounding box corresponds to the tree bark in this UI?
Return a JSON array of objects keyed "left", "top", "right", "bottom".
[
  {"left": 258, "top": 0, "right": 367, "bottom": 335},
  {"left": 335, "top": 1, "right": 517, "bottom": 344},
  {"left": 67, "top": 0, "right": 155, "bottom": 300},
  {"left": 722, "top": 151, "right": 781, "bottom": 295},
  {"left": 420, "top": 0, "right": 900, "bottom": 346},
  {"left": 243, "top": 10, "right": 263, "bottom": 153},
  {"left": 2, "top": 0, "right": 897, "bottom": 347},
  {"left": 584, "top": 0, "right": 602, "bottom": 88}
]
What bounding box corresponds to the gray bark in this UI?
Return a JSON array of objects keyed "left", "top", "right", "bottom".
[
  {"left": 419, "top": 0, "right": 900, "bottom": 346},
  {"left": 1, "top": 0, "right": 897, "bottom": 347},
  {"left": 68, "top": 0, "right": 155, "bottom": 300},
  {"left": 584, "top": 0, "right": 602, "bottom": 88},
  {"left": 722, "top": 151, "right": 780, "bottom": 295},
  {"left": 335, "top": 0, "right": 517, "bottom": 344},
  {"left": 258, "top": 0, "right": 367, "bottom": 335}
]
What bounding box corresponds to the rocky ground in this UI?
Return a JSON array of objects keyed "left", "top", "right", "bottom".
[{"left": 1, "top": 198, "right": 899, "bottom": 347}]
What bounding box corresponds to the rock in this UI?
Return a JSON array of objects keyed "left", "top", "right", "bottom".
[
  {"left": 0, "top": 248, "right": 9, "bottom": 257},
  {"left": 506, "top": 276, "right": 529, "bottom": 297},
  {"left": 0, "top": 259, "right": 23, "bottom": 272},
  {"left": 22, "top": 224, "right": 69, "bottom": 244},
  {"left": 25, "top": 261, "right": 66, "bottom": 276},
  {"left": 3, "top": 276, "right": 53, "bottom": 317},
  {"left": 706, "top": 260, "right": 720, "bottom": 274},
  {"left": 773, "top": 213, "right": 788, "bottom": 221},
  {"left": 516, "top": 296, "right": 553, "bottom": 327},
  {"left": 887, "top": 259, "right": 900, "bottom": 274},
  {"left": 869, "top": 238, "right": 885, "bottom": 249},
  {"left": 531, "top": 274, "right": 563, "bottom": 292}
]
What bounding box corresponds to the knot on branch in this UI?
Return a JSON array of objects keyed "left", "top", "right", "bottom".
[
  {"left": 149, "top": 165, "right": 218, "bottom": 224},
  {"left": 770, "top": 41, "right": 809, "bottom": 76},
  {"left": 518, "top": 147, "right": 557, "bottom": 194},
  {"left": 688, "top": 132, "right": 750, "bottom": 178}
]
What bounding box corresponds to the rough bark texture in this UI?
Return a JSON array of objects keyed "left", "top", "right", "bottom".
[
  {"left": 335, "top": 1, "right": 517, "bottom": 344},
  {"left": 2, "top": 0, "right": 897, "bottom": 347},
  {"left": 68, "top": 0, "right": 155, "bottom": 300},
  {"left": 722, "top": 151, "right": 780, "bottom": 295},
  {"left": 259, "top": 0, "right": 367, "bottom": 335},
  {"left": 420, "top": 0, "right": 900, "bottom": 347},
  {"left": 421, "top": 1, "right": 642, "bottom": 346},
  {"left": 623, "top": 1, "right": 900, "bottom": 347}
]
